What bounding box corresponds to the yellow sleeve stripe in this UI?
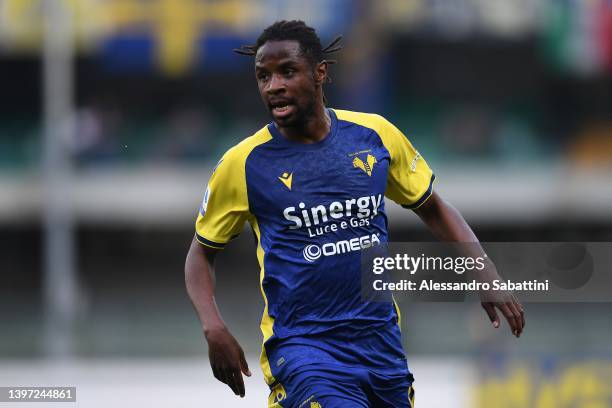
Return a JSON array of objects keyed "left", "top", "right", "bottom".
[{"left": 401, "top": 173, "right": 436, "bottom": 209}]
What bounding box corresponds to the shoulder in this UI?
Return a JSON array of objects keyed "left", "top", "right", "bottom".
[
  {"left": 217, "top": 125, "right": 274, "bottom": 169},
  {"left": 332, "top": 109, "right": 394, "bottom": 133},
  {"left": 332, "top": 109, "right": 403, "bottom": 144},
  {"left": 206, "top": 126, "right": 273, "bottom": 195}
]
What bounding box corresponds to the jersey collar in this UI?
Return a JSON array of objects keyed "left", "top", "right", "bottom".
[{"left": 267, "top": 108, "right": 338, "bottom": 150}]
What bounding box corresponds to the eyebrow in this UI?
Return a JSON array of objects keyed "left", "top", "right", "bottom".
[{"left": 255, "top": 58, "right": 301, "bottom": 70}]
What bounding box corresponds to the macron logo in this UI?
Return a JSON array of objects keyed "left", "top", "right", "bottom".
[{"left": 279, "top": 172, "right": 293, "bottom": 190}]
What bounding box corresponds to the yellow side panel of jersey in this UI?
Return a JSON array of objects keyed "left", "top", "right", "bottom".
[
  {"left": 333, "top": 109, "right": 435, "bottom": 209},
  {"left": 252, "top": 217, "right": 277, "bottom": 386},
  {"left": 195, "top": 127, "right": 273, "bottom": 247}
]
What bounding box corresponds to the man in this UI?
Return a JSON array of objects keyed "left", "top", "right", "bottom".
[{"left": 185, "top": 20, "right": 524, "bottom": 407}]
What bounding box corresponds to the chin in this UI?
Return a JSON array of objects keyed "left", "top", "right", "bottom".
[{"left": 275, "top": 117, "right": 296, "bottom": 128}]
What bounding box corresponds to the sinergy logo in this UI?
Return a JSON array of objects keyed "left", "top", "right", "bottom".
[{"left": 303, "top": 233, "right": 381, "bottom": 262}]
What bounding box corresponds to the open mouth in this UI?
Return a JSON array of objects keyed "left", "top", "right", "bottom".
[
  {"left": 270, "top": 103, "right": 295, "bottom": 118},
  {"left": 273, "top": 105, "right": 290, "bottom": 113}
]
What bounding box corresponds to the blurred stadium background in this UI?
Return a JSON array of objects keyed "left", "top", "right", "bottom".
[{"left": 1, "top": 0, "right": 612, "bottom": 406}]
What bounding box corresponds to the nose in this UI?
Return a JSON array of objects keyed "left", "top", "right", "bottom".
[{"left": 266, "top": 73, "right": 285, "bottom": 94}]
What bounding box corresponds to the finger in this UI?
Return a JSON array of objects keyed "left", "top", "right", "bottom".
[
  {"left": 211, "top": 364, "right": 224, "bottom": 383},
  {"left": 509, "top": 297, "right": 524, "bottom": 333},
  {"left": 481, "top": 303, "right": 500, "bottom": 328},
  {"left": 240, "top": 350, "right": 252, "bottom": 377},
  {"left": 220, "top": 367, "right": 238, "bottom": 395},
  {"left": 234, "top": 368, "right": 246, "bottom": 398},
  {"left": 226, "top": 376, "right": 239, "bottom": 396},
  {"left": 512, "top": 296, "right": 525, "bottom": 330},
  {"left": 228, "top": 367, "right": 245, "bottom": 397},
  {"left": 510, "top": 296, "right": 524, "bottom": 331},
  {"left": 213, "top": 368, "right": 222, "bottom": 382},
  {"left": 506, "top": 301, "right": 522, "bottom": 337},
  {"left": 498, "top": 303, "right": 519, "bottom": 336}
]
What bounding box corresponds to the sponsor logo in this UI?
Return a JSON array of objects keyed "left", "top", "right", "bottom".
[
  {"left": 302, "top": 233, "right": 381, "bottom": 262},
  {"left": 283, "top": 194, "right": 383, "bottom": 230},
  {"left": 303, "top": 245, "right": 322, "bottom": 262}
]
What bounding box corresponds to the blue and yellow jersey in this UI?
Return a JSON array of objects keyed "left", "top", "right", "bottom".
[{"left": 195, "top": 109, "right": 434, "bottom": 385}]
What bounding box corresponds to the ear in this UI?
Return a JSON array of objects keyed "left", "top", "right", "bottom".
[{"left": 314, "top": 60, "right": 328, "bottom": 86}]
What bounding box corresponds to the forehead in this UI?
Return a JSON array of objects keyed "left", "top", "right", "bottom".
[{"left": 255, "top": 40, "right": 307, "bottom": 67}]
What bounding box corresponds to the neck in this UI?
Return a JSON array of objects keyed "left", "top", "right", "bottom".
[{"left": 277, "top": 102, "right": 330, "bottom": 144}]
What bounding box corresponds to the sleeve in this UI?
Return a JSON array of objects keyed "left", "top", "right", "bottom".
[
  {"left": 194, "top": 151, "right": 250, "bottom": 249},
  {"left": 380, "top": 118, "right": 435, "bottom": 209}
]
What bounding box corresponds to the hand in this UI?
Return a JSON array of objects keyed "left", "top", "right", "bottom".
[
  {"left": 205, "top": 326, "right": 252, "bottom": 397},
  {"left": 481, "top": 292, "right": 525, "bottom": 338}
]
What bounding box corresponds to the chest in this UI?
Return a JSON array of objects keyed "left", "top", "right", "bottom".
[{"left": 245, "top": 139, "right": 390, "bottom": 224}]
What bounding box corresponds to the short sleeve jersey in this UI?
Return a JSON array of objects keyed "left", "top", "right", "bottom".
[{"left": 195, "top": 109, "right": 434, "bottom": 385}]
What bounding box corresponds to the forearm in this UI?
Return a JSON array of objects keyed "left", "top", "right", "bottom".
[
  {"left": 414, "top": 194, "right": 524, "bottom": 334},
  {"left": 185, "top": 236, "right": 251, "bottom": 394},
  {"left": 415, "top": 192, "right": 504, "bottom": 283},
  {"left": 185, "top": 237, "right": 226, "bottom": 333}
]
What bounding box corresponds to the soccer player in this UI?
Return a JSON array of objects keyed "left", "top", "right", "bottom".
[{"left": 185, "top": 20, "right": 525, "bottom": 407}]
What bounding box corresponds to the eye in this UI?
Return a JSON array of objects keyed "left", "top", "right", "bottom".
[
  {"left": 284, "top": 68, "right": 295, "bottom": 77},
  {"left": 257, "top": 72, "right": 270, "bottom": 82}
]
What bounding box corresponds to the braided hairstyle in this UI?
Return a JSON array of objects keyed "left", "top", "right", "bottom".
[{"left": 234, "top": 20, "right": 342, "bottom": 83}]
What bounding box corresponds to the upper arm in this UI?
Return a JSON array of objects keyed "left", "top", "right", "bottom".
[
  {"left": 412, "top": 190, "right": 443, "bottom": 221},
  {"left": 377, "top": 117, "right": 435, "bottom": 209},
  {"left": 188, "top": 234, "right": 219, "bottom": 265}
]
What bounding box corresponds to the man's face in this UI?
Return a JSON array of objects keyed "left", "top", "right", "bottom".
[{"left": 255, "top": 40, "right": 321, "bottom": 127}]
